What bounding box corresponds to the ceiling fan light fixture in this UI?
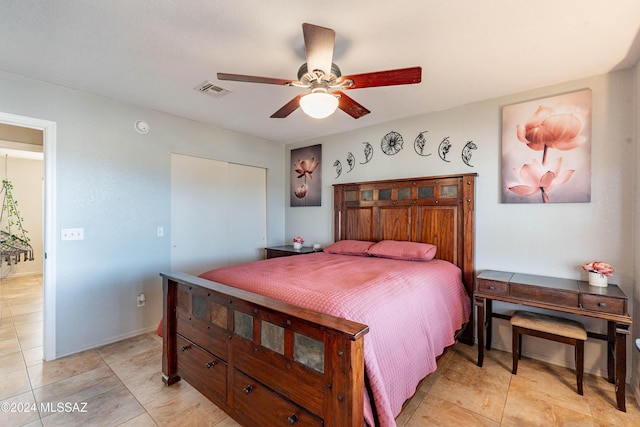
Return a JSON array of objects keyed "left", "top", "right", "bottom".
[{"left": 299, "top": 91, "right": 339, "bottom": 119}]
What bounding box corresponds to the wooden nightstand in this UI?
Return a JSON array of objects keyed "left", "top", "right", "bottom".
[{"left": 265, "top": 245, "right": 318, "bottom": 259}]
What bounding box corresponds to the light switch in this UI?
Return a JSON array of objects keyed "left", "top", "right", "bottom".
[{"left": 61, "top": 228, "right": 84, "bottom": 241}]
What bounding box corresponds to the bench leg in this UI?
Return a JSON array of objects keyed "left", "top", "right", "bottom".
[
  {"left": 512, "top": 326, "right": 519, "bottom": 375},
  {"left": 576, "top": 340, "right": 584, "bottom": 395},
  {"left": 518, "top": 332, "right": 523, "bottom": 359}
]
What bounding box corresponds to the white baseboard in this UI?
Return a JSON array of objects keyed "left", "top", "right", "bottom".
[{"left": 53, "top": 326, "right": 158, "bottom": 360}]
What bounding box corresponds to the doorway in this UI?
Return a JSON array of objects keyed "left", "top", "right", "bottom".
[{"left": 0, "top": 112, "right": 56, "bottom": 361}]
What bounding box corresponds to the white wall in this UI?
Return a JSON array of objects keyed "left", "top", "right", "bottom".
[
  {"left": 0, "top": 157, "right": 43, "bottom": 276},
  {"left": 0, "top": 71, "right": 286, "bottom": 357},
  {"left": 287, "top": 70, "right": 637, "bottom": 381}
]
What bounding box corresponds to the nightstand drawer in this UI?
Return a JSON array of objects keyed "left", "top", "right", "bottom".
[
  {"left": 265, "top": 245, "right": 317, "bottom": 259},
  {"left": 581, "top": 294, "right": 626, "bottom": 315},
  {"left": 266, "top": 248, "right": 297, "bottom": 258},
  {"left": 476, "top": 279, "right": 508, "bottom": 296}
]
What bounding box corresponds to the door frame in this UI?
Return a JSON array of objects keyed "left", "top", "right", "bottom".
[{"left": 0, "top": 111, "right": 56, "bottom": 361}]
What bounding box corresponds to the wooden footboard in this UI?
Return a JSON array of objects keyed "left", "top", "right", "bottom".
[{"left": 161, "top": 272, "right": 369, "bottom": 427}]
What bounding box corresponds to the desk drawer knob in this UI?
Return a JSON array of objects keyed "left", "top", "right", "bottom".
[
  {"left": 598, "top": 302, "right": 607, "bottom": 308},
  {"left": 206, "top": 361, "right": 216, "bottom": 368},
  {"left": 243, "top": 385, "right": 254, "bottom": 394},
  {"left": 489, "top": 286, "right": 496, "bottom": 290},
  {"left": 288, "top": 414, "right": 299, "bottom": 425},
  {"left": 181, "top": 345, "right": 189, "bottom": 352}
]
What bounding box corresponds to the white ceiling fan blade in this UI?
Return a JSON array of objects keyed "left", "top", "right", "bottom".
[{"left": 302, "top": 23, "right": 335, "bottom": 77}]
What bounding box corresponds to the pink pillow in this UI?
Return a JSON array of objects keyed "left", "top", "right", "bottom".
[
  {"left": 323, "top": 240, "right": 375, "bottom": 256},
  {"left": 367, "top": 240, "right": 437, "bottom": 261}
]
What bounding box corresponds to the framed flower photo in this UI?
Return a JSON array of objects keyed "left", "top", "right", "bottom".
[
  {"left": 290, "top": 144, "right": 321, "bottom": 207},
  {"left": 501, "top": 89, "right": 592, "bottom": 203}
]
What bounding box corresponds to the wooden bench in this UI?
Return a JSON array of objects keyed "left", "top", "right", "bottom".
[{"left": 511, "top": 310, "right": 587, "bottom": 395}]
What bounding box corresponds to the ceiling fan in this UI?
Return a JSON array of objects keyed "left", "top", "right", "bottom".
[{"left": 217, "top": 23, "right": 422, "bottom": 119}]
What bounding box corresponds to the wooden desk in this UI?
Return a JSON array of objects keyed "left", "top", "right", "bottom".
[{"left": 475, "top": 270, "right": 632, "bottom": 411}]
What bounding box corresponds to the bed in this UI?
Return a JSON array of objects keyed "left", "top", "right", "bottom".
[{"left": 161, "top": 173, "right": 476, "bottom": 426}]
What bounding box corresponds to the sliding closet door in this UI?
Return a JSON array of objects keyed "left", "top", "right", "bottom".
[
  {"left": 227, "top": 163, "right": 266, "bottom": 265},
  {"left": 171, "top": 154, "right": 267, "bottom": 275},
  {"left": 171, "top": 154, "right": 229, "bottom": 274}
]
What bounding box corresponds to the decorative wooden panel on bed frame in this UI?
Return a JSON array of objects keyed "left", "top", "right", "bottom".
[{"left": 161, "top": 173, "right": 476, "bottom": 427}]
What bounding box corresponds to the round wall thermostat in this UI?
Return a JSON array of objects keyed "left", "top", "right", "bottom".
[{"left": 134, "top": 120, "right": 149, "bottom": 134}]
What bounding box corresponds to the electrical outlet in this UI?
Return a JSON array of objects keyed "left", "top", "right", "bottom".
[
  {"left": 137, "top": 293, "right": 146, "bottom": 307},
  {"left": 61, "top": 228, "right": 84, "bottom": 241},
  {"left": 156, "top": 226, "right": 164, "bottom": 237}
]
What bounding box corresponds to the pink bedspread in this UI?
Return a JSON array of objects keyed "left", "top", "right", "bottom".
[{"left": 200, "top": 252, "right": 471, "bottom": 427}]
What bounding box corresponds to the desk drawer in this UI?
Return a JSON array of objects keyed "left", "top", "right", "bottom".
[
  {"left": 582, "top": 294, "right": 626, "bottom": 315},
  {"left": 476, "top": 279, "right": 508, "bottom": 296},
  {"left": 510, "top": 283, "right": 579, "bottom": 307}
]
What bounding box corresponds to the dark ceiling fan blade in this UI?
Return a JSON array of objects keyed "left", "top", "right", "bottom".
[
  {"left": 270, "top": 94, "right": 304, "bottom": 118},
  {"left": 334, "top": 91, "right": 370, "bottom": 119},
  {"left": 302, "top": 23, "right": 335, "bottom": 76},
  {"left": 338, "top": 67, "right": 422, "bottom": 89},
  {"left": 217, "top": 73, "right": 292, "bottom": 86}
]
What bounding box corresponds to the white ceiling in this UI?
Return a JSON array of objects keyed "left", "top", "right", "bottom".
[{"left": 1, "top": 1, "right": 639, "bottom": 144}]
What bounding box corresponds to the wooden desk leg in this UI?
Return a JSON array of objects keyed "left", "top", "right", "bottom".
[
  {"left": 614, "top": 323, "right": 629, "bottom": 412},
  {"left": 475, "top": 296, "right": 485, "bottom": 367},
  {"left": 485, "top": 299, "right": 493, "bottom": 351},
  {"left": 607, "top": 321, "right": 615, "bottom": 383}
]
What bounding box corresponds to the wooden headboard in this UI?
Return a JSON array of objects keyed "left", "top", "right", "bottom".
[{"left": 333, "top": 173, "right": 477, "bottom": 344}]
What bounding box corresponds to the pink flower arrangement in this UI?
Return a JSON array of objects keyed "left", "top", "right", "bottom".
[
  {"left": 581, "top": 261, "right": 614, "bottom": 277},
  {"left": 292, "top": 236, "right": 304, "bottom": 244}
]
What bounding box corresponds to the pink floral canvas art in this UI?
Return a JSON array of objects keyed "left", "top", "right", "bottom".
[
  {"left": 502, "top": 89, "right": 591, "bottom": 203},
  {"left": 291, "top": 144, "right": 322, "bottom": 206}
]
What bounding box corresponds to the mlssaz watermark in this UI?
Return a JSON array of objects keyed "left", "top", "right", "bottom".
[{"left": 2, "top": 401, "right": 88, "bottom": 413}]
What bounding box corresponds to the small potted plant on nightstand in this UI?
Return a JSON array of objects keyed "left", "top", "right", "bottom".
[{"left": 292, "top": 236, "right": 304, "bottom": 250}]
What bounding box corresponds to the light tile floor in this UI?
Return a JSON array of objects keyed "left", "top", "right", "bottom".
[{"left": 1, "top": 274, "right": 639, "bottom": 426}]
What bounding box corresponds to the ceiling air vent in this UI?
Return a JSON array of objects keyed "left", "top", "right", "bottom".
[{"left": 194, "top": 81, "right": 231, "bottom": 98}]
